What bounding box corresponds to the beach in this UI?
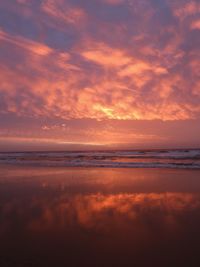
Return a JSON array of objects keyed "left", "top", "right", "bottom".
[
  {"left": 1, "top": 0, "right": 200, "bottom": 265},
  {"left": 1, "top": 165, "right": 200, "bottom": 267}
]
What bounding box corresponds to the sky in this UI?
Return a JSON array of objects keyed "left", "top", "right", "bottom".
[{"left": 0, "top": 0, "right": 200, "bottom": 151}]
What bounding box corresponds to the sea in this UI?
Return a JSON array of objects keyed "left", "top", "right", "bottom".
[{"left": 0, "top": 148, "right": 200, "bottom": 168}]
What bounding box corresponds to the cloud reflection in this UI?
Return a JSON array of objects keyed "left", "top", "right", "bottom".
[{"left": 1, "top": 192, "right": 200, "bottom": 236}]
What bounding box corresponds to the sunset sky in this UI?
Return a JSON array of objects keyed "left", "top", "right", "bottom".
[{"left": 0, "top": 0, "right": 200, "bottom": 151}]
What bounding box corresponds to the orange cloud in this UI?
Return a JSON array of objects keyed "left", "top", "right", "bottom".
[
  {"left": 173, "top": 1, "right": 200, "bottom": 20},
  {"left": 41, "top": 0, "right": 87, "bottom": 26},
  {"left": 191, "top": 19, "right": 200, "bottom": 30},
  {"left": 0, "top": 29, "right": 52, "bottom": 56},
  {"left": 0, "top": 0, "right": 200, "bottom": 132},
  {"left": 81, "top": 42, "right": 131, "bottom": 67},
  {"left": 0, "top": 32, "right": 200, "bottom": 122}
]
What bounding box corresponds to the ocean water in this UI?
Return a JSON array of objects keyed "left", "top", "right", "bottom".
[{"left": 0, "top": 148, "right": 200, "bottom": 168}]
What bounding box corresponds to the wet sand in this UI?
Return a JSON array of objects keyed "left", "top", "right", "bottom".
[{"left": 1, "top": 165, "right": 200, "bottom": 266}]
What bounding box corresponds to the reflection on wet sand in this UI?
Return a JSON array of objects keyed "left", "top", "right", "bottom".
[
  {"left": 1, "top": 192, "right": 200, "bottom": 234},
  {"left": 1, "top": 166, "right": 200, "bottom": 266}
]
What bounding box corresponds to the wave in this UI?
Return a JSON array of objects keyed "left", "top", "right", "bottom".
[{"left": 0, "top": 149, "right": 200, "bottom": 169}]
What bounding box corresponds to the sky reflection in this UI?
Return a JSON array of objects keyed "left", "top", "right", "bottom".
[
  {"left": 1, "top": 192, "right": 200, "bottom": 235},
  {"left": 1, "top": 167, "right": 200, "bottom": 266}
]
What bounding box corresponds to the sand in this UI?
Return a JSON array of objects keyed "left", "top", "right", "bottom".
[{"left": 1, "top": 165, "right": 200, "bottom": 267}]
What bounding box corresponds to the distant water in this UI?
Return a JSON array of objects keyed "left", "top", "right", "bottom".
[{"left": 0, "top": 149, "right": 200, "bottom": 168}]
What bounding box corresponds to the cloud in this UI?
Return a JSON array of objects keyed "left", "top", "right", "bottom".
[
  {"left": 81, "top": 42, "right": 131, "bottom": 67},
  {"left": 191, "top": 19, "right": 200, "bottom": 30},
  {"left": 41, "top": 0, "right": 87, "bottom": 26},
  {"left": 0, "top": 0, "right": 200, "bottom": 146},
  {"left": 0, "top": 28, "right": 52, "bottom": 56},
  {"left": 0, "top": 28, "right": 200, "bottom": 122},
  {"left": 173, "top": 1, "right": 200, "bottom": 20}
]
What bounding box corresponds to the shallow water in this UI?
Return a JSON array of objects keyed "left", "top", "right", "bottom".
[{"left": 1, "top": 166, "right": 200, "bottom": 266}]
